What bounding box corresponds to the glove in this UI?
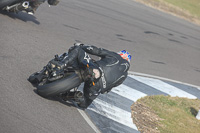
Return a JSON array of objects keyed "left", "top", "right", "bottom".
[
  {"left": 50, "top": 60, "right": 66, "bottom": 69},
  {"left": 74, "top": 43, "right": 84, "bottom": 47},
  {"left": 56, "top": 61, "right": 66, "bottom": 69}
]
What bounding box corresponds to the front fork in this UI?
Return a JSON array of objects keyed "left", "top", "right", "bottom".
[{"left": 5, "top": 1, "right": 30, "bottom": 13}]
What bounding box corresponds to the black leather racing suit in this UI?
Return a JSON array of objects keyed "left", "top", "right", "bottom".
[{"left": 62, "top": 45, "right": 130, "bottom": 108}]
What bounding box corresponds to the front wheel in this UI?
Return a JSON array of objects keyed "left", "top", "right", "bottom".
[{"left": 37, "top": 72, "right": 81, "bottom": 98}]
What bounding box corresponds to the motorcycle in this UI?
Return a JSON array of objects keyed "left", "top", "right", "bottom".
[
  {"left": 0, "top": 0, "right": 34, "bottom": 13},
  {"left": 28, "top": 53, "right": 86, "bottom": 105}
]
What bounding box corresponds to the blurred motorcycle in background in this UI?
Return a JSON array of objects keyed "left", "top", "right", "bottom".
[{"left": 0, "top": 0, "right": 59, "bottom": 14}]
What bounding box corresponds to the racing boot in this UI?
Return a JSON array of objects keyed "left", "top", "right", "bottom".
[{"left": 61, "top": 91, "right": 85, "bottom": 109}]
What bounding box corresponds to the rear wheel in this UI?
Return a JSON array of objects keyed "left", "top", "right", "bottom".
[{"left": 37, "top": 72, "right": 81, "bottom": 98}]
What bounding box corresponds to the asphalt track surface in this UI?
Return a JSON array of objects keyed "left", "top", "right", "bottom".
[{"left": 0, "top": 0, "right": 200, "bottom": 133}]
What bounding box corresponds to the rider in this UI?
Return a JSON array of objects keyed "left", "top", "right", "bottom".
[
  {"left": 54, "top": 43, "right": 131, "bottom": 109},
  {"left": 25, "top": 0, "right": 59, "bottom": 14}
]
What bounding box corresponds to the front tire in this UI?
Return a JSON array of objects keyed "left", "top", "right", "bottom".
[{"left": 37, "top": 73, "right": 81, "bottom": 98}]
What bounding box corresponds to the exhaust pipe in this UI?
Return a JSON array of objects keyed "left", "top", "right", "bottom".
[{"left": 22, "top": 1, "right": 29, "bottom": 9}]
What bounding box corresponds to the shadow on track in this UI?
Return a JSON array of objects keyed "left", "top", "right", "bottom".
[
  {"left": 0, "top": 10, "right": 40, "bottom": 24},
  {"left": 33, "top": 89, "right": 85, "bottom": 110}
]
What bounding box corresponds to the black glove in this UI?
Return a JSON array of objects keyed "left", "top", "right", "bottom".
[
  {"left": 56, "top": 61, "right": 66, "bottom": 69},
  {"left": 48, "top": 0, "right": 59, "bottom": 6},
  {"left": 50, "top": 60, "right": 66, "bottom": 69}
]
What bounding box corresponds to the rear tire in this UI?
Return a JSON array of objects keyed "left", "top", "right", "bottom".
[
  {"left": 37, "top": 73, "right": 81, "bottom": 98},
  {"left": 0, "top": 0, "right": 18, "bottom": 9}
]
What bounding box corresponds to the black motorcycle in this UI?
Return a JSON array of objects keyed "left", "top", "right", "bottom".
[
  {"left": 0, "top": 0, "right": 59, "bottom": 14},
  {"left": 28, "top": 53, "right": 86, "bottom": 104}
]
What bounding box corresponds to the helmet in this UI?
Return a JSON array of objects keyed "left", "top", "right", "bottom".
[{"left": 118, "top": 50, "right": 131, "bottom": 62}]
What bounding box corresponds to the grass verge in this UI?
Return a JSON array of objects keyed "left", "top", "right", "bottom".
[
  {"left": 134, "top": 0, "right": 200, "bottom": 25},
  {"left": 131, "top": 95, "right": 200, "bottom": 133}
]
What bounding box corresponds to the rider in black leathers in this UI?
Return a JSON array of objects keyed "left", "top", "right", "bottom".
[
  {"left": 53, "top": 43, "right": 131, "bottom": 109},
  {"left": 53, "top": 44, "right": 131, "bottom": 108}
]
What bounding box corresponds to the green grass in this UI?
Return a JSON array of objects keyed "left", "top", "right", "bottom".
[
  {"left": 138, "top": 95, "right": 200, "bottom": 133},
  {"left": 135, "top": 0, "right": 200, "bottom": 25},
  {"left": 161, "top": 0, "right": 200, "bottom": 18}
]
